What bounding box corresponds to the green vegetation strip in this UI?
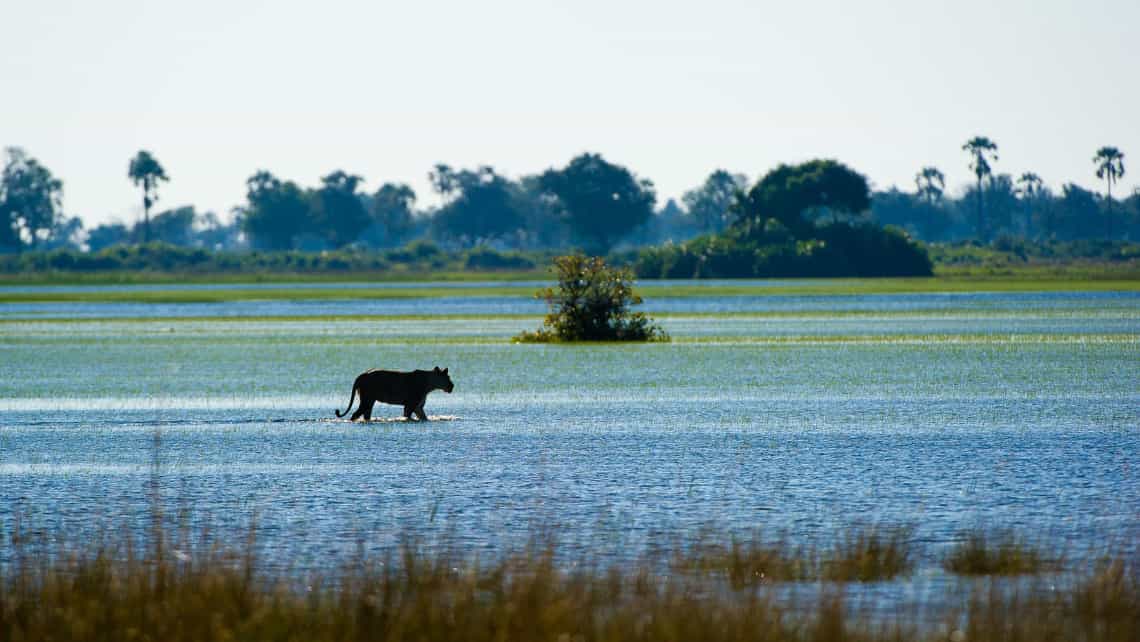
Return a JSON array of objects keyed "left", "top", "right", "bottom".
[
  {"left": 2, "top": 333, "right": 1135, "bottom": 347},
  {"left": 0, "top": 269, "right": 552, "bottom": 286},
  {"left": 2, "top": 307, "right": 1137, "bottom": 326},
  {"left": 0, "top": 314, "right": 531, "bottom": 326},
  {"left": 0, "top": 285, "right": 536, "bottom": 303},
  {"left": 671, "top": 334, "right": 1138, "bottom": 345},
  {"left": 1, "top": 278, "right": 1138, "bottom": 303},
  {"left": 0, "top": 312, "right": 536, "bottom": 324}
]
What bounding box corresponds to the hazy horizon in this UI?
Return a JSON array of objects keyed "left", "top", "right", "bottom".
[{"left": 3, "top": 0, "right": 1137, "bottom": 226}]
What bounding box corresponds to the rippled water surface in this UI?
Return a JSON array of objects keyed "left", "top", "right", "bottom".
[{"left": 1, "top": 286, "right": 1137, "bottom": 574}]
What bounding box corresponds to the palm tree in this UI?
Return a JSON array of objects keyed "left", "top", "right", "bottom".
[
  {"left": 962, "top": 136, "right": 999, "bottom": 241},
  {"left": 1015, "top": 172, "right": 1043, "bottom": 195},
  {"left": 1093, "top": 146, "right": 1125, "bottom": 238},
  {"left": 128, "top": 151, "right": 169, "bottom": 243},
  {"left": 1015, "top": 172, "right": 1044, "bottom": 237},
  {"left": 914, "top": 166, "right": 945, "bottom": 205}
]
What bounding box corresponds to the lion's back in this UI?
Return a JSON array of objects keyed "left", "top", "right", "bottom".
[{"left": 360, "top": 369, "right": 426, "bottom": 405}]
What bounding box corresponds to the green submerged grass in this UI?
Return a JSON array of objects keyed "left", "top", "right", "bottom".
[
  {"left": 1, "top": 277, "right": 1138, "bottom": 303},
  {"left": 3, "top": 307, "right": 1137, "bottom": 326}
]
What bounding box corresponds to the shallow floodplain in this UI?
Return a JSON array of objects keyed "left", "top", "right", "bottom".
[{"left": 1, "top": 284, "right": 1137, "bottom": 583}]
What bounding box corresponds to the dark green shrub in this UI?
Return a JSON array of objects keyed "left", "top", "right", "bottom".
[
  {"left": 324, "top": 256, "right": 351, "bottom": 271},
  {"left": 634, "top": 221, "right": 932, "bottom": 279},
  {"left": 812, "top": 223, "right": 933, "bottom": 277},
  {"left": 463, "top": 246, "right": 536, "bottom": 270},
  {"left": 515, "top": 255, "right": 668, "bottom": 342}
]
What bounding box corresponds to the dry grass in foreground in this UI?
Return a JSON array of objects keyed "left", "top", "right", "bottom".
[{"left": 2, "top": 525, "right": 1138, "bottom": 642}]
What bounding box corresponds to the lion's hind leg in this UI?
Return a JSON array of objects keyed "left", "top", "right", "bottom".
[
  {"left": 350, "top": 396, "right": 375, "bottom": 421},
  {"left": 361, "top": 398, "right": 377, "bottom": 421}
]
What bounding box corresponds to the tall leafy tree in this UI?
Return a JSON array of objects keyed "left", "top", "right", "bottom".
[
  {"left": 962, "top": 136, "right": 998, "bottom": 241},
  {"left": 194, "top": 210, "right": 242, "bottom": 250},
  {"left": 539, "top": 153, "right": 656, "bottom": 254},
  {"left": 127, "top": 150, "right": 169, "bottom": 243},
  {"left": 1093, "top": 146, "right": 1125, "bottom": 237},
  {"left": 430, "top": 166, "right": 523, "bottom": 247},
  {"left": 240, "top": 170, "right": 312, "bottom": 250},
  {"left": 1058, "top": 183, "right": 1099, "bottom": 239},
  {"left": 653, "top": 198, "right": 697, "bottom": 243},
  {"left": 0, "top": 147, "right": 64, "bottom": 249},
  {"left": 971, "top": 174, "right": 1018, "bottom": 237},
  {"left": 370, "top": 183, "right": 417, "bottom": 247},
  {"left": 871, "top": 188, "right": 949, "bottom": 240},
  {"left": 143, "top": 206, "right": 197, "bottom": 246},
  {"left": 313, "top": 170, "right": 370, "bottom": 248},
  {"left": 734, "top": 159, "right": 870, "bottom": 238},
  {"left": 86, "top": 222, "right": 130, "bottom": 251},
  {"left": 682, "top": 169, "right": 748, "bottom": 233},
  {"left": 914, "top": 167, "right": 945, "bottom": 205},
  {"left": 43, "top": 215, "right": 84, "bottom": 250},
  {"left": 514, "top": 175, "right": 569, "bottom": 248}
]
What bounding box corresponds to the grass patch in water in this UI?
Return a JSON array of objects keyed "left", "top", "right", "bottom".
[
  {"left": 671, "top": 527, "right": 914, "bottom": 585},
  {"left": 671, "top": 536, "right": 816, "bottom": 586},
  {"left": 943, "top": 530, "right": 1052, "bottom": 576},
  {"left": 820, "top": 527, "right": 915, "bottom": 582}
]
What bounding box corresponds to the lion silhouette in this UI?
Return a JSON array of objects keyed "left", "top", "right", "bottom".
[{"left": 335, "top": 367, "right": 454, "bottom": 421}]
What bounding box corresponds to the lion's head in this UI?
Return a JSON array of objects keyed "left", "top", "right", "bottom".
[{"left": 432, "top": 366, "right": 454, "bottom": 393}]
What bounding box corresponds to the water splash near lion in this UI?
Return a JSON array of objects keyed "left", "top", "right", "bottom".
[{"left": 332, "top": 415, "right": 461, "bottom": 423}]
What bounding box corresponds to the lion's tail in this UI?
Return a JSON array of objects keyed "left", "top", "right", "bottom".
[{"left": 334, "top": 382, "right": 357, "bottom": 418}]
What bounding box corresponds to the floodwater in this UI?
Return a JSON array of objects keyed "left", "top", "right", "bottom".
[
  {"left": 1, "top": 285, "right": 1137, "bottom": 578},
  {"left": 3, "top": 289, "right": 1138, "bottom": 319}
]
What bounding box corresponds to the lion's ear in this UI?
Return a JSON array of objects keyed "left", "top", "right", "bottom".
[
  {"left": 433, "top": 366, "right": 441, "bottom": 372},
  {"left": 443, "top": 368, "right": 448, "bottom": 374}
]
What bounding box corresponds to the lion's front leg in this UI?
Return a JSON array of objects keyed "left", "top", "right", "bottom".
[{"left": 403, "top": 404, "right": 415, "bottom": 421}]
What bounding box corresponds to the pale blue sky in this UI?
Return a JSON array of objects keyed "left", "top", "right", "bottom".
[{"left": 2, "top": 0, "right": 1136, "bottom": 226}]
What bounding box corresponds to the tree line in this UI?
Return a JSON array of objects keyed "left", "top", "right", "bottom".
[
  {"left": 0, "top": 139, "right": 1133, "bottom": 257},
  {"left": 877, "top": 140, "right": 1133, "bottom": 242}
]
